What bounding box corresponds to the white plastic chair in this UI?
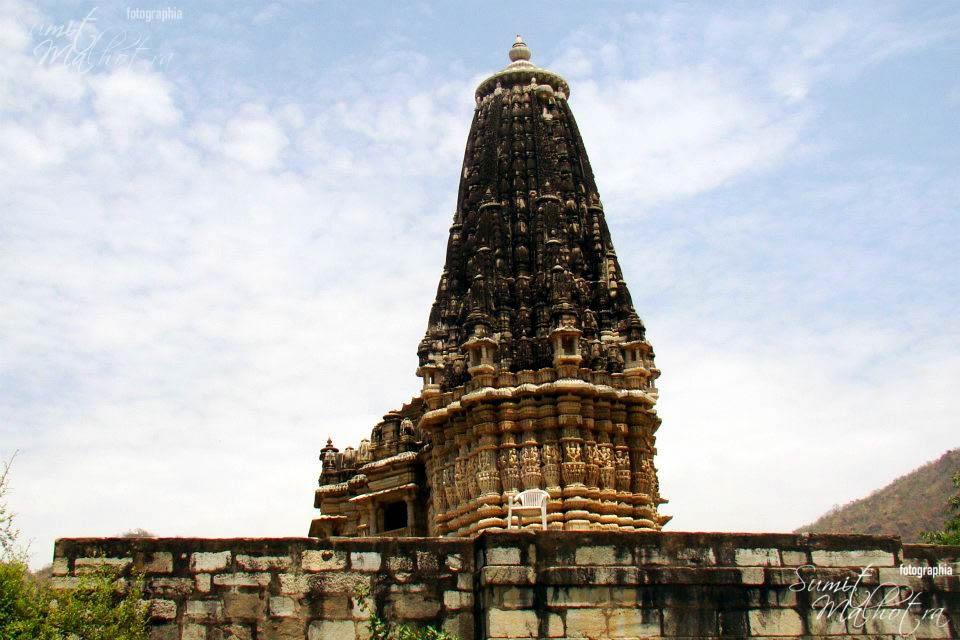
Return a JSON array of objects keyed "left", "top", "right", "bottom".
[{"left": 506, "top": 489, "right": 549, "bottom": 530}]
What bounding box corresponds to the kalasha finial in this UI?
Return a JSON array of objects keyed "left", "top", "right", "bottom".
[{"left": 509, "top": 35, "right": 531, "bottom": 63}]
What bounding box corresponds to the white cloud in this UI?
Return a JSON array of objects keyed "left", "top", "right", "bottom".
[
  {"left": 220, "top": 105, "right": 289, "bottom": 171},
  {"left": 573, "top": 69, "right": 803, "bottom": 206},
  {"left": 90, "top": 67, "right": 180, "bottom": 144}
]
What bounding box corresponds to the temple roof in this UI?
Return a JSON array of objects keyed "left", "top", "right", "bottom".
[
  {"left": 474, "top": 35, "right": 571, "bottom": 101},
  {"left": 418, "top": 37, "right": 647, "bottom": 389}
]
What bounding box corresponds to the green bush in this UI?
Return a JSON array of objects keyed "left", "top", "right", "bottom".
[
  {"left": 355, "top": 584, "right": 456, "bottom": 640},
  {"left": 0, "top": 455, "right": 148, "bottom": 639},
  {"left": 922, "top": 471, "right": 960, "bottom": 545},
  {"left": 0, "top": 561, "right": 51, "bottom": 640}
]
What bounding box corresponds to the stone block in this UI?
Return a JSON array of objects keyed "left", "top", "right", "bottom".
[
  {"left": 221, "top": 624, "right": 253, "bottom": 640},
  {"left": 142, "top": 552, "right": 173, "bottom": 574},
  {"left": 213, "top": 572, "right": 271, "bottom": 588},
  {"left": 457, "top": 573, "right": 472, "bottom": 590},
  {"left": 302, "top": 549, "right": 347, "bottom": 572},
  {"left": 499, "top": 586, "right": 534, "bottom": 608},
  {"left": 441, "top": 612, "right": 474, "bottom": 640},
  {"left": 565, "top": 608, "right": 608, "bottom": 638},
  {"left": 262, "top": 618, "right": 307, "bottom": 640},
  {"left": 545, "top": 612, "right": 564, "bottom": 637},
  {"left": 350, "top": 551, "right": 382, "bottom": 572},
  {"left": 547, "top": 586, "right": 608, "bottom": 608},
  {"left": 182, "top": 624, "right": 207, "bottom": 640},
  {"left": 195, "top": 574, "right": 211, "bottom": 593},
  {"left": 444, "top": 590, "right": 473, "bottom": 610},
  {"left": 587, "top": 566, "right": 641, "bottom": 584},
  {"left": 480, "top": 565, "right": 535, "bottom": 585},
  {"left": 308, "top": 620, "right": 355, "bottom": 640},
  {"left": 607, "top": 607, "right": 660, "bottom": 638},
  {"left": 862, "top": 609, "right": 953, "bottom": 637},
  {"left": 487, "top": 547, "right": 521, "bottom": 565},
  {"left": 74, "top": 556, "right": 132, "bottom": 574},
  {"left": 237, "top": 554, "right": 291, "bottom": 571},
  {"left": 318, "top": 595, "right": 353, "bottom": 620},
  {"left": 310, "top": 571, "right": 369, "bottom": 595},
  {"left": 269, "top": 595, "right": 296, "bottom": 618},
  {"left": 191, "top": 551, "right": 231, "bottom": 573},
  {"left": 746, "top": 587, "right": 797, "bottom": 608},
  {"left": 416, "top": 550, "right": 439, "bottom": 572},
  {"left": 487, "top": 608, "right": 538, "bottom": 638},
  {"left": 223, "top": 592, "right": 261, "bottom": 620},
  {"left": 352, "top": 596, "right": 371, "bottom": 620},
  {"left": 575, "top": 545, "right": 619, "bottom": 566},
  {"left": 278, "top": 573, "right": 309, "bottom": 594},
  {"left": 608, "top": 586, "right": 639, "bottom": 606},
  {"left": 675, "top": 546, "right": 716, "bottom": 565},
  {"left": 878, "top": 567, "right": 924, "bottom": 588},
  {"left": 387, "top": 555, "right": 414, "bottom": 573},
  {"left": 50, "top": 576, "right": 79, "bottom": 590},
  {"left": 748, "top": 609, "right": 803, "bottom": 636},
  {"left": 149, "top": 624, "right": 179, "bottom": 640},
  {"left": 807, "top": 609, "right": 848, "bottom": 635},
  {"left": 663, "top": 607, "right": 720, "bottom": 636},
  {"left": 781, "top": 550, "right": 808, "bottom": 566},
  {"left": 52, "top": 557, "right": 69, "bottom": 576},
  {"left": 810, "top": 549, "right": 895, "bottom": 568},
  {"left": 149, "top": 577, "right": 194, "bottom": 597},
  {"left": 735, "top": 547, "right": 781, "bottom": 567},
  {"left": 186, "top": 599, "right": 223, "bottom": 621},
  {"left": 446, "top": 553, "right": 463, "bottom": 571},
  {"left": 148, "top": 599, "right": 177, "bottom": 620},
  {"left": 740, "top": 567, "right": 765, "bottom": 585},
  {"left": 634, "top": 546, "right": 668, "bottom": 565},
  {"left": 392, "top": 594, "right": 441, "bottom": 619}
]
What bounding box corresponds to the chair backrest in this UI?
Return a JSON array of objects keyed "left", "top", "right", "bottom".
[{"left": 516, "top": 489, "right": 549, "bottom": 507}]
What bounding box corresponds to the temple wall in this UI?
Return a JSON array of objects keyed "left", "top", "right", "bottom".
[
  {"left": 421, "top": 368, "right": 667, "bottom": 537},
  {"left": 52, "top": 532, "right": 960, "bottom": 639}
]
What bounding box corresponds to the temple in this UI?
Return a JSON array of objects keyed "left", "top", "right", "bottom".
[{"left": 310, "top": 37, "right": 670, "bottom": 538}]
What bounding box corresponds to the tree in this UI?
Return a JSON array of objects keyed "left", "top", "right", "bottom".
[
  {"left": 118, "top": 530, "right": 155, "bottom": 539},
  {"left": 922, "top": 471, "right": 960, "bottom": 545},
  {"left": 0, "top": 455, "right": 148, "bottom": 639},
  {"left": 0, "top": 455, "right": 21, "bottom": 562}
]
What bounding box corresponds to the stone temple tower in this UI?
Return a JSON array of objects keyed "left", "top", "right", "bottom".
[{"left": 311, "top": 37, "right": 669, "bottom": 538}]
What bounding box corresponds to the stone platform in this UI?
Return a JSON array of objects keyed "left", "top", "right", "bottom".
[{"left": 52, "top": 531, "right": 960, "bottom": 639}]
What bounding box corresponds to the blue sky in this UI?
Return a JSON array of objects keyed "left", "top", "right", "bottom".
[{"left": 1, "top": 1, "right": 958, "bottom": 568}]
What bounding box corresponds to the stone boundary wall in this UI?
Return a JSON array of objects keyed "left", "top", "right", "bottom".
[{"left": 52, "top": 532, "right": 960, "bottom": 639}]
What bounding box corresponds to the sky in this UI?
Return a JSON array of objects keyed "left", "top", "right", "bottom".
[{"left": 1, "top": 1, "right": 958, "bottom": 568}]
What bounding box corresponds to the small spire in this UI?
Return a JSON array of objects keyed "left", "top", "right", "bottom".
[{"left": 509, "top": 35, "right": 531, "bottom": 63}]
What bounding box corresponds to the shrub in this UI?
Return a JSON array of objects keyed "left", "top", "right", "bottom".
[
  {"left": 355, "top": 584, "right": 456, "bottom": 640},
  {"left": 921, "top": 471, "right": 960, "bottom": 545},
  {"left": 0, "top": 454, "right": 148, "bottom": 639}
]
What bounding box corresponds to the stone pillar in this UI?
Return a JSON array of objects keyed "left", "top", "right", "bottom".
[
  {"left": 519, "top": 397, "right": 541, "bottom": 492},
  {"left": 405, "top": 496, "right": 415, "bottom": 533},
  {"left": 367, "top": 503, "right": 377, "bottom": 536}
]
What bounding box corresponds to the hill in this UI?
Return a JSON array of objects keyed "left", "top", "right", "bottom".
[{"left": 796, "top": 448, "right": 960, "bottom": 541}]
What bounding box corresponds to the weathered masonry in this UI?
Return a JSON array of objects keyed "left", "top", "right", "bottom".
[
  {"left": 312, "top": 37, "right": 669, "bottom": 540},
  {"left": 53, "top": 531, "right": 959, "bottom": 639}
]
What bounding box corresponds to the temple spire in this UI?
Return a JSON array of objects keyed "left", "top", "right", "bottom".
[
  {"left": 419, "top": 37, "right": 647, "bottom": 389},
  {"left": 509, "top": 35, "right": 531, "bottom": 62}
]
